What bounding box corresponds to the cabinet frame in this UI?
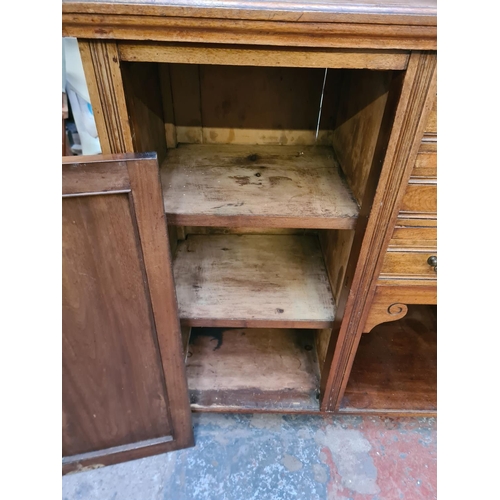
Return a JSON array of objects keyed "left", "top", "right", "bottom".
[{"left": 68, "top": 32, "right": 437, "bottom": 415}]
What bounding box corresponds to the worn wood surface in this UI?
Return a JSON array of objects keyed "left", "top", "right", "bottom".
[
  {"left": 186, "top": 328, "right": 320, "bottom": 412},
  {"left": 121, "top": 62, "right": 168, "bottom": 164},
  {"left": 170, "top": 65, "right": 335, "bottom": 146},
  {"left": 321, "top": 52, "right": 437, "bottom": 412},
  {"left": 399, "top": 181, "right": 436, "bottom": 216},
  {"left": 180, "top": 326, "right": 191, "bottom": 361},
  {"left": 316, "top": 228, "right": 357, "bottom": 379},
  {"left": 173, "top": 235, "right": 335, "bottom": 328},
  {"left": 62, "top": 0, "right": 437, "bottom": 25},
  {"left": 119, "top": 43, "right": 409, "bottom": 70},
  {"left": 62, "top": 0, "right": 437, "bottom": 50},
  {"left": 180, "top": 227, "right": 318, "bottom": 236},
  {"left": 316, "top": 328, "right": 333, "bottom": 374},
  {"left": 63, "top": 194, "right": 173, "bottom": 458},
  {"left": 332, "top": 70, "right": 393, "bottom": 204},
  {"left": 319, "top": 229, "right": 356, "bottom": 304},
  {"left": 319, "top": 67, "right": 407, "bottom": 409},
  {"left": 62, "top": 154, "right": 193, "bottom": 473},
  {"left": 161, "top": 145, "right": 359, "bottom": 229},
  {"left": 363, "top": 281, "right": 436, "bottom": 332},
  {"left": 62, "top": 159, "right": 130, "bottom": 195},
  {"left": 126, "top": 157, "right": 194, "bottom": 453},
  {"left": 341, "top": 304, "right": 436, "bottom": 414}
]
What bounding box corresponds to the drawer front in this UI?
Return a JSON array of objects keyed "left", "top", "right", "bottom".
[
  {"left": 380, "top": 250, "right": 437, "bottom": 280},
  {"left": 424, "top": 94, "right": 437, "bottom": 136},
  {"left": 399, "top": 182, "right": 436, "bottom": 217},
  {"left": 390, "top": 218, "right": 437, "bottom": 249},
  {"left": 412, "top": 141, "right": 436, "bottom": 179}
]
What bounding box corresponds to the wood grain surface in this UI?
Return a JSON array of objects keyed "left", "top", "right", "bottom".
[
  {"left": 78, "top": 41, "right": 134, "bottom": 154},
  {"left": 399, "top": 181, "right": 436, "bottom": 216},
  {"left": 186, "top": 328, "right": 321, "bottom": 412},
  {"left": 380, "top": 249, "right": 437, "bottom": 279},
  {"left": 119, "top": 43, "right": 409, "bottom": 70},
  {"left": 62, "top": 155, "right": 193, "bottom": 473},
  {"left": 63, "top": 1, "right": 437, "bottom": 50},
  {"left": 63, "top": 194, "right": 172, "bottom": 457},
  {"left": 173, "top": 234, "right": 335, "bottom": 328},
  {"left": 161, "top": 145, "right": 359, "bottom": 229},
  {"left": 341, "top": 304, "right": 436, "bottom": 414},
  {"left": 363, "top": 280, "right": 436, "bottom": 333},
  {"left": 63, "top": 0, "right": 437, "bottom": 25}
]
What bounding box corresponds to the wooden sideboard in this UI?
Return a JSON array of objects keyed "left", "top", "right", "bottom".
[{"left": 62, "top": 0, "right": 437, "bottom": 471}]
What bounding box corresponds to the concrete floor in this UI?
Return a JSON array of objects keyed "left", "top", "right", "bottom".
[{"left": 62, "top": 413, "right": 436, "bottom": 500}]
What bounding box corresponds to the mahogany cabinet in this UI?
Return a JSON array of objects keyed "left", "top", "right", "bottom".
[{"left": 62, "top": 0, "right": 437, "bottom": 470}]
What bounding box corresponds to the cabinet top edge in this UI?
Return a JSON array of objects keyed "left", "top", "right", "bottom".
[{"left": 62, "top": 0, "right": 437, "bottom": 26}]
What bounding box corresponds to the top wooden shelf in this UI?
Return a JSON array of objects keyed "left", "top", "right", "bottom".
[{"left": 161, "top": 144, "right": 359, "bottom": 230}]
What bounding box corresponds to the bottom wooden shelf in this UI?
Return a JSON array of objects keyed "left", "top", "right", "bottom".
[
  {"left": 186, "top": 328, "right": 321, "bottom": 412},
  {"left": 340, "top": 304, "right": 437, "bottom": 415}
]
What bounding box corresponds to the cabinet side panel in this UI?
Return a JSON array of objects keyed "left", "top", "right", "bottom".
[
  {"left": 332, "top": 70, "right": 393, "bottom": 203},
  {"left": 121, "top": 61, "right": 168, "bottom": 164}
]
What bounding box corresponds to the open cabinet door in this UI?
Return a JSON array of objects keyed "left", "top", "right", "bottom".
[{"left": 62, "top": 153, "right": 193, "bottom": 474}]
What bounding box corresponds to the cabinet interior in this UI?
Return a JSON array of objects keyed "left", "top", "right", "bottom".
[
  {"left": 120, "top": 60, "right": 401, "bottom": 412},
  {"left": 340, "top": 304, "right": 437, "bottom": 414}
]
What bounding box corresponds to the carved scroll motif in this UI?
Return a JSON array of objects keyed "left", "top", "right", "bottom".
[{"left": 363, "top": 301, "right": 410, "bottom": 333}]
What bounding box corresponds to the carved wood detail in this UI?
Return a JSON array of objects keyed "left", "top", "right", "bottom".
[
  {"left": 78, "top": 40, "right": 134, "bottom": 154},
  {"left": 364, "top": 302, "right": 408, "bottom": 333},
  {"left": 363, "top": 281, "right": 437, "bottom": 333},
  {"left": 63, "top": 13, "right": 437, "bottom": 51}
]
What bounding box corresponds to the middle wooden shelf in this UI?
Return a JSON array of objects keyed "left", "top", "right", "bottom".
[
  {"left": 173, "top": 234, "right": 336, "bottom": 329},
  {"left": 161, "top": 144, "right": 359, "bottom": 229}
]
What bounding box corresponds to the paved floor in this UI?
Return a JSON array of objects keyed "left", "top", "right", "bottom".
[{"left": 62, "top": 413, "right": 436, "bottom": 500}]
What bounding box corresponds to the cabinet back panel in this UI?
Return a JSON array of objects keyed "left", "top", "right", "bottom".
[{"left": 169, "top": 64, "right": 336, "bottom": 145}]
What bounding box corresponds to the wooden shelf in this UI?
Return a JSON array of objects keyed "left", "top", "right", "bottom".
[
  {"left": 173, "top": 234, "right": 335, "bottom": 328},
  {"left": 186, "top": 328, "right": 320, "bottom": 412},
  {"left": 161, "top": 144, "right": 359, "bottom": 229},
  {"left": 340, "top": 305, "right": 437, "bottom": 415}
]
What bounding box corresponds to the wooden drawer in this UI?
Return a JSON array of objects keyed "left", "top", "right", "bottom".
[
  {"left": 380, "top": 250, "right": 437, "bottom": 280},
  {"left": 412, "top": 140, "right": 436, "bottom": 180},
  {"left": 389, "top": 218, "right": 436, "bottom": 249},
  {"left": 399, "top": 181, "right": 436, "bottom": 217},
  {"left": 424, "top": 94, "right": 437, "bottom": 136}
]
